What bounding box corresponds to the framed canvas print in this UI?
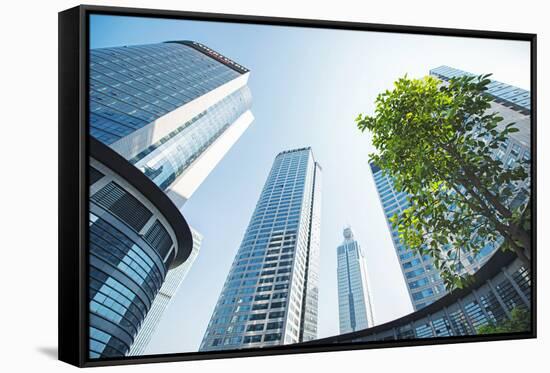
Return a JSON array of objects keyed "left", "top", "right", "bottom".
[{"left": 58, "top": 4, "right": 536, "bottom": 367}]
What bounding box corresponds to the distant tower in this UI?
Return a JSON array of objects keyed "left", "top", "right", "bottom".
[{"left": 337, "top": 226, "right": 375, "bottom": 333}]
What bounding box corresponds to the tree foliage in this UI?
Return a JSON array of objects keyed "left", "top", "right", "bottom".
[
  {"left": 477, "top": 307, "right": 531, "bottom": 335},
  {"left": 357, "top": 74, "right": 531, "bottom": 289}
]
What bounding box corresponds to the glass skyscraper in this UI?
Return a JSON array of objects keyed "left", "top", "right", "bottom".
[
  {"left": 337, "top": 227, "right": 375, "bottom": 333},
  {"left": 370, "top": 162, "right": 447, "bottom": 310},
  {"left": 200, "top": 147, "right": 322, "bottom": 351},
  {"left": 128, "top": 228, "right": 203, "bottom": 356},
  {"left": 370, "top": 66, "right": 531, "bottom": 311},
  {"left": 90, "top": 40, "right": 254, "bottom": 208},
  {"left": 430, "top": 66, "right": 531, "bottom": 272},
  {"left": 88, "top": 40, "right": 253, "bottom": 358}
]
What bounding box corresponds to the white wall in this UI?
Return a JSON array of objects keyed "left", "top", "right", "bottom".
[{"left": 1, "top": 0, "right": 547, "bottom": 372}]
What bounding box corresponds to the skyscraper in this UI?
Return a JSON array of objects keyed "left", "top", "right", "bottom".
[
  {"left": 337, "top": 227, "right": 375, "bottom": 333},
  {"left": 200, "top": 147, "right": 322, "bottom": 351},
  {"left": 128, "top": 228, "right": 203, "bottom": 356},
  {"left": 429, "top": 66, "right": 531, "bottom": 274},
  {"left": 91, "top": 40, "right": 254, "bottom": 208},
  {"left": 88, "top": 40, "right": 253, "bottom": 358},
  {"left": 370, "top": 162, "right": 446, "bottom": 310},
  {"left": 369, "top": 66, "right": 531, "bottom": 311}
]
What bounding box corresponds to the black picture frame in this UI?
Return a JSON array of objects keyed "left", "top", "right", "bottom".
[{"left": 59, "top": 4, "right": 537, "bottom": 368}]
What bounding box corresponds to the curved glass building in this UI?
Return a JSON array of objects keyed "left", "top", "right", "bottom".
[
  {"left": 88, "top": 40, "right": 254, "bottom": 358},
  {"left": 306, "top": 250, "right": 531, "bottom": 344},
  {"left": 128, "top": 228, "right": 203, "bottom": 356},
  {"left": 89, "top": 146, "right": 193, "bottom": 357}
]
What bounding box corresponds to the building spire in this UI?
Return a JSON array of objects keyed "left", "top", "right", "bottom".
[{"left": 343, "top": 225, "right": 354, "bottom": 240}]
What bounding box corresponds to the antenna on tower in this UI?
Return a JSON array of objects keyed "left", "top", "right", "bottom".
[{"left": 343, "top": 225, "right": 354, "bottom": 240}]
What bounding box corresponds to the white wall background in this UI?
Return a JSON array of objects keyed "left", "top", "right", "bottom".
[{"left": 0, "top": 0, "right": 547, "bottom": 371}]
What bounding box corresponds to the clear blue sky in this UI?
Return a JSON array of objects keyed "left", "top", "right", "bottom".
[{"left": 90, "top": 14, "right": 530, "bottom": 355}]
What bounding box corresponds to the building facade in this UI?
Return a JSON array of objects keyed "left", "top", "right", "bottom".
[
  {"left": 369, "top": 66, "right": 531, "bottom": 311},
  {"left": 90, "top": 40, "right": 254, "bottom": 208},
  {"left": 370, "top": 162, "right": 446, "bottom": 310},
  {"left": 337, "top": 227, "right": 375, "bottom": 333},
  {"left": 307, "top": 250, "right": 531, "bottom": 344},
  {"left": 429, "top": 66, "right": 531, "bottom": 272},
  {"left": 127, "top": 229, "right": 203, "bottom": 356},
  {"left": 200, "top": 147, "right": 322, "bottom": 351},
  {"left": 88, "top": 40, "right": 253, "bottom": 358}
]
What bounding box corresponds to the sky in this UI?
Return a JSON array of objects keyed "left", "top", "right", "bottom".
[{"left": 90, "top": 15, "right": 530, "bottom": 355}]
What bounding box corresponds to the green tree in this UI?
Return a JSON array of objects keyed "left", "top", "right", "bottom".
[
  {"left": 477, "top": 307, "right": 531, "bottom": 334},
  {"left": 356, "top": 74, "right": 531, "bottom": 289}
]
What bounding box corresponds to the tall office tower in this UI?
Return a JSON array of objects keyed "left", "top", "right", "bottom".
[
  {"left": 430, "top": 67, "right": 531, "bottom": 271},
  {"left": 337, "top": 227, "right": 375, "bottom": 333},
  {"left": 200, "top": 147, "right": 322, "bottom": 351},
  {"left": 90, "top": 40, "right": 254, "bottom": 207},
  {"left": 128, "top": 228, "right": 203, "bottom": 356},
  {"left": 370, "top": 66, "right": 531, "bottom": 311},
  {"left": 88, "top": 41, "right": 253, "bottom": 358},
  {"left": 370, "top": 162, "right": 445, "bottom": 311}
]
